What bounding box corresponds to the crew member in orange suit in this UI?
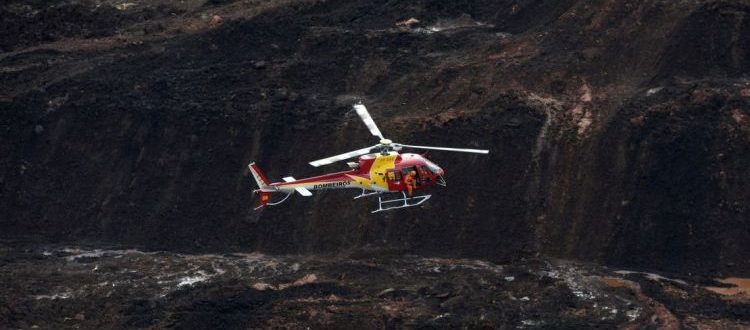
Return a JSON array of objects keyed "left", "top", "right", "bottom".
[{"left": 404, "top": 170, "right": 417, "bottom": 197}]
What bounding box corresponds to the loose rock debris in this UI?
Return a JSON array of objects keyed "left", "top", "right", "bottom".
[{"left": 1, "top": 243, "right": 749, "bottom": 328}]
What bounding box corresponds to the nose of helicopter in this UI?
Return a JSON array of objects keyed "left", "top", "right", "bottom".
[{"left": 435, "top": 167, "right": 447, "bottom": 186}]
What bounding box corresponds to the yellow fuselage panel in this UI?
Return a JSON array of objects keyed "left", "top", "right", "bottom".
[
  {"left": 369, "top": 152, "right": 398, "bottom": 190},
  {"left": 345, "top": 174, "right": 373, "bottom": 190}
]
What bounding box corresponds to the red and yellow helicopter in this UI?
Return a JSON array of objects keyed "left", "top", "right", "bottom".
[{"left": 249, "top": 103, "right": 489, "bottom": 213}]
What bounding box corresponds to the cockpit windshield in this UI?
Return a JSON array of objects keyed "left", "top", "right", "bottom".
[{"left": 423, "top": 159, "right": 441, "bottom": 175}]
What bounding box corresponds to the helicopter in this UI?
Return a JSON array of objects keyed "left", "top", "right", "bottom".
[{"left": 248, "top": 103, "right": 489, "bottom": 213}]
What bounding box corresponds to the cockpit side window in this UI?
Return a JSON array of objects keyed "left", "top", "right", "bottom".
[{"left": 401, "top": 166, "right": 416, "bottom": 176}]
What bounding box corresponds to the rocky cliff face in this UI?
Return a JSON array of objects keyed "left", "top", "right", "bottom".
[{"left": 2, "top": 0, "right": 749, "bottom": 276}]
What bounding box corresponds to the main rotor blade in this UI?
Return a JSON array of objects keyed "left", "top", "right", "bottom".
[
  {"left": 309, "top": 145, "right": 376, "bottom": 167},
  {"left": 353, "top": 104, "right": 384, "bottom": 139},
  {"left": 399, "top": 144, "right": 489, "bottom": 154}
]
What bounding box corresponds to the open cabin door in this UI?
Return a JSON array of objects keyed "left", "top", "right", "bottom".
[{"left": 385, "top": 168, "right": 402, "bottom": 191}]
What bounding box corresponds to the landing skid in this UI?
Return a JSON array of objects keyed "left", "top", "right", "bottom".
[{"left": 371, "top": 192, "right": 431, "bottom": 213}]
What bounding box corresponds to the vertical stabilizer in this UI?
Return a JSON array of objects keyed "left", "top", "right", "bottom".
[{"left": 248, "top": 162, "right": 270, "bottom": 189}]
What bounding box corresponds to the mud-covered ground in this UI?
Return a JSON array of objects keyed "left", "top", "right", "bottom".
[
  {"left": 3, "top": 0, "right": 750, "bottom": 276},
  {"left": 1, "top": 241, "right": 749, "bottom": 329},
  {"left": 3, "top": 7, "right": 750, "bottom": 330}
]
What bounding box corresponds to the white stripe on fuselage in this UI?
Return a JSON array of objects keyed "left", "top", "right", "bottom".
[
  {"left": 273, "top": 174, "right": 387, "bottom": 192},
  {"left": 282, "top": 177, "right": 313, "bottom": 196}
]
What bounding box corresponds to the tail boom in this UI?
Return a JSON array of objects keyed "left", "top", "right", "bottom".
[
  {"left": 272, "top": 171, "right": 368, "bottom": 192},
  {"left": 248, "top": 163, "right": 374, "bottom": 210}
]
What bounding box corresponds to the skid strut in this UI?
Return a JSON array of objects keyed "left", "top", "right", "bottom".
[{"left": 353, "top": 189, "right": 380, "bottom": 199}]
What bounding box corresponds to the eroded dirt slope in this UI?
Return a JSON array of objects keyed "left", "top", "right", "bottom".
[{"left": 1, "top": 0, "right": 749, "bottom": 277}]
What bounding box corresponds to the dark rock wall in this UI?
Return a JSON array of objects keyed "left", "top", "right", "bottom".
[
  {"left": 2, "top": 0, "right": 749, "bottom": 275},
  {"left": 536, "top": 89, "right": 750, "bottom": 274}
]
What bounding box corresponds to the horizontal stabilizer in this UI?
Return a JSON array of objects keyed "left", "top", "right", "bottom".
[
  {"left": 282, "top": 176, "right": 313, "bottom": 197},
  {"left": 295, "top": 187, "right": 313, "bottom": 197}
]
